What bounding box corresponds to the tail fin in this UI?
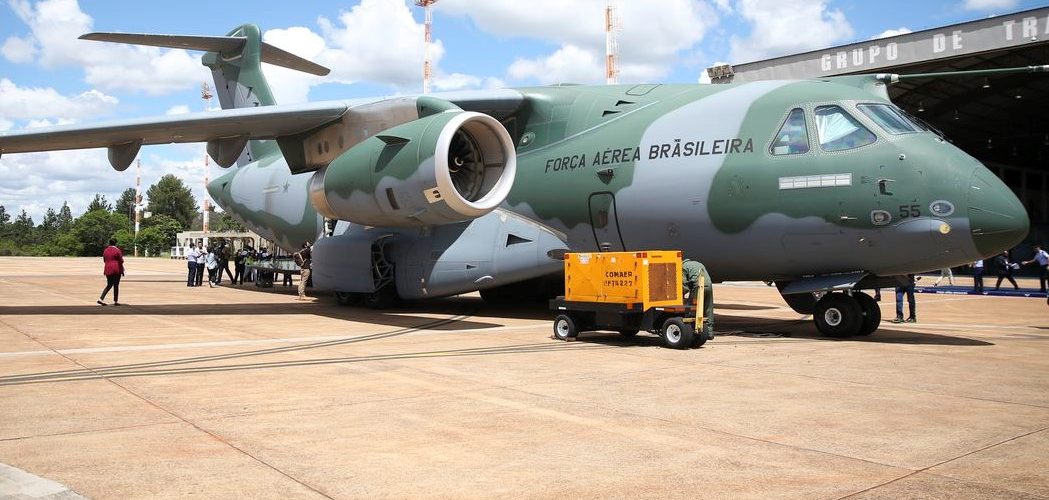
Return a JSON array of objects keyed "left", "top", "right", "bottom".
[{"left": 80, "top": 24, "right": 330, "bottom": 164}]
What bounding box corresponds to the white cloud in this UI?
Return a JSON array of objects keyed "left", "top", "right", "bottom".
[
  {"left": 962, "top": 0, "right": 1018, "bottom": 10},
  {"left": 729, "top": 0, "right": 854, "bottom": 63},
  {"left": 873, "top": 27, "right": 912, "bottom": 39},
  {"left": 3, "top": 0, "right": 209, "bottom": 95},
  {"left": 1, "top": 36, "right": 36, "bottom": 63},
  {"left": 0, "top": 78, "right": 118, "bottom": 121},
  {"left": 262, "top": 26, "right": 327, "bottom": 104},
  {"left": 509, "top": 45, "right": 602, "bottom": 85},
  {"left": 439, "top": 0, "right": 717, "bottom": 84},
  {"left": 0, "top": 119, "right": 13, "bottom": 131},
  {"left": 165, "top": 105, "right": 191, "bottom": 115}
]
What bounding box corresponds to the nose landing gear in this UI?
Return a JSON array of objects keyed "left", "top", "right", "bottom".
[{"left": 813, "top": 291, "right": 881, "bottom": 337}]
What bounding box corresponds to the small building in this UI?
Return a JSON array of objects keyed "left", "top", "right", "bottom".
[{"left": 172, "top": 230, "right": 266, "bottom": 259}]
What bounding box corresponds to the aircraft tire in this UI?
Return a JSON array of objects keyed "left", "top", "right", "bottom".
[
  {"left": 661, "top": 317, "right": 694, "bottom": 349},
  {"left": 553, "top": 314, "right": 579, "bottom": 340},
  {"left": 813, "top": 293, "right": 862, "bottom": 338},
  {"left": 853, "top": 292, "right": 881, "bottom": 336}
]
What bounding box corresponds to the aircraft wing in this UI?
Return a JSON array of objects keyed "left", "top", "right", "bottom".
[{"left": 0, "top": 101, "right": 350, "bottom": 167}]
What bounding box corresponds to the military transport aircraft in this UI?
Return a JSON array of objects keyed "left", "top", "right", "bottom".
[{"left": 0, "top": 24, "right": 1034, "bottom": 337}]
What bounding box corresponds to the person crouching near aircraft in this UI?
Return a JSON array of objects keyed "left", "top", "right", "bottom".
[
  {"left": 98, "top": 238, "right": 125, "bottom": 306},
  {"left": 294, "top": 241, "right": 313, "bottom": 301},
  {"left": 681, "top": 258, "right": 714, "bottom": 338}
]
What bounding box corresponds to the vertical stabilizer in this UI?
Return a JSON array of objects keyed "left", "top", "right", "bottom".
[{"left": 202, "top": 24, "right": 279, "bottom": 163}]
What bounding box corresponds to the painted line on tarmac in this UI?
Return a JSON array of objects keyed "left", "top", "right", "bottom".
[{"left": 0, "top": 324, "right": 548, "bottom": 358}]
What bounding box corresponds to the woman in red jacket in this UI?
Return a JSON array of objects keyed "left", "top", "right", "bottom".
[{"left": 98, "top": 238, "right": 125, "bottom": 306}]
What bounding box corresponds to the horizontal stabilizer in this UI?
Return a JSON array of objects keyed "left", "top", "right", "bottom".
[{"left": 79, "top": 32, "right": 331, "bottom": 76}]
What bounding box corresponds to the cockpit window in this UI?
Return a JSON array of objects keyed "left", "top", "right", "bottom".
[
  {"left": 814, "top": 105, "right": 877, "bottom": 152},
  {"left": 770, "top": 108, "right": 809, "bottom": 155},
  {"left": 857, "top": 103, "right": 920, "bottom": 134}
]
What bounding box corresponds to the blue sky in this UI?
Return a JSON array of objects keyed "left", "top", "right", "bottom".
[{"left": 1, "top": 0, "right": 1047, "bottom": 222}]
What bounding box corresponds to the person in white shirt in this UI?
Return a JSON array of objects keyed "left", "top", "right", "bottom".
[
  {"left": 205, "top": 248, "right": 219, "bottom": 288},
  {"left": 1021, "top": 244, "right": 1049, "bottom": 292},
  {"left": 186, "top": 243, "right": 200, "bottom": 287},
  {"left": 195, "top": 244, "right": 206, "bottom": 286}
]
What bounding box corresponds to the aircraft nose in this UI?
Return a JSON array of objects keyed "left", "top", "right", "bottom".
[{"left": 968, "top": 167, "right": 1029, "bottom": 256}]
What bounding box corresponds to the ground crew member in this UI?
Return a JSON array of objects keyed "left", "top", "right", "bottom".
[
  {"left": 682, "top": 258, "right": 714, "bottom": 338},
  {"left": 1021, "top": 244, "right": 1048, "bottom": 293},
  {"left": 294, "top": 241, "right": 312, "bottom": 300}
]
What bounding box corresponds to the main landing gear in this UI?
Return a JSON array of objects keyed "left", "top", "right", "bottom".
[{"left": 812, "top": 291, "right": 880, "bottom": 337}]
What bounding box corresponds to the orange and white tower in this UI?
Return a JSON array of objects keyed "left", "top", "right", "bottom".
[
  {"left": 416, "top": 0, "right": 439, "bottom": 94},
  {"left": 605, "top": 1, "right": 621, "bottom": 85},
  {"left": 201, "top": 82, "right": 214, "bottom": 235}
]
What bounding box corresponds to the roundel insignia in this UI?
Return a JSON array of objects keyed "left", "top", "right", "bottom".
[
  {"left": 870, "top": 210, "right": 892, "bottom": 226},
  {"left": 929, "top": 200, "right": 955, "bottom": 217}
]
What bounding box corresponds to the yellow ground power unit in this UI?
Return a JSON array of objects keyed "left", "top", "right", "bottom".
[{"left": 563, "top": 251, "right": 683, "bottom": 309}]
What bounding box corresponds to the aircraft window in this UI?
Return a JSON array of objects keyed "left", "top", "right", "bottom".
[
  {"left": 814, "top": 105, "right": 876, "bottom": 152},
  {"left": 857, "top": 104, "right": 919, "bottom": 134},
  {"left": 770, "top": 108, "right": 809, "bottom": 155}
]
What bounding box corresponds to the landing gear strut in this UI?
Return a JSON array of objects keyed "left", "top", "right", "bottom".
[{"left": 812, "top": 292, "right": 880, "bottom": 337}]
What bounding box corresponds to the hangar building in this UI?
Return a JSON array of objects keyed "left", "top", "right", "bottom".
[{"left": 707, "top": 6, "right": 1049, "bottom": 245}]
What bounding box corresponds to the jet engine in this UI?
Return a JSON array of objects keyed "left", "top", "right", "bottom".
[{"left": 308, "top": 111, "right": 516, "bottom": 227}]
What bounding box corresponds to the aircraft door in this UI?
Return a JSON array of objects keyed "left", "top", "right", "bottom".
[{"left": 589, "top": 192, "right": 626, "bottom": 251}]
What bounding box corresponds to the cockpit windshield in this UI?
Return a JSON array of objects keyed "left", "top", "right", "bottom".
[
  {"left": 857, "top": 103, "right": 921, "bottom": 134},
  {"left": 814, "top": 105, "right": 877, "bottom": 152}
]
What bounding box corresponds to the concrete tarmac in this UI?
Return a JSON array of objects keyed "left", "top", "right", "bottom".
[{"left": 0, "top": 257, "right": 1046, "bottom": 499}]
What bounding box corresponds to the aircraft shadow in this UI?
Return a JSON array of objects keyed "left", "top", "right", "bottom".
[{"left": 0, "top": 302, "right": 501, "bottom": 331}]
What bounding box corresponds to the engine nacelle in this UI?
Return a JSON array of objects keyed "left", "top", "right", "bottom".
[{"left": 308, "top": 111, "right": 516, "bottom": 227}]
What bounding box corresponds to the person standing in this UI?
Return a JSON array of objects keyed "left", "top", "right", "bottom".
[
  {"left": 1021, "top": 244, "right": 1048, "bottom": 293},
  {"left": 186, "top": 242, "right": 200, "bottom": 287},
  {"left": 98, "top": 238, "right": 125, "bottom": 306},
  {"left": 971, "top": 259, "right": 984, "bottom": 294},
  {"left": 891, "top": 274, "right": 916, "bottom": 323},
  {"left": 205, "top": 247, "right": 219, "bottom": 288},
  {"left": 294, "top": 241, "right": 313, "bottom": 300},
  {"left": 994, "top": 251, "right": 1020, "bottom": 290},
  {"left": 233, "top": 246, "right": 248, "bottom": 285},
  {"left": 195, "top": 243, "right": 206, "bottom": 286},
  {"left": 218, "top": 242, "right": 234, "bottom": 284}
]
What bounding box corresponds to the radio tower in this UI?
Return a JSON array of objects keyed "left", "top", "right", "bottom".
[
  {"left": 201, "top": 82, "right": 214, "bottom": 236},
  {"left": 605, "top": 1, "right": 621, "bottom": 85},
  {"left": 415, "top": 0, "right": 439, "bottom": 94},
  {"left": 134, "top": 159, "right": 142, "bottom": 257}
]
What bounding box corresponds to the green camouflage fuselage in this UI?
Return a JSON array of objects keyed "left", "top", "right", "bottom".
[{"left": 211, "top": 78, "right": 1027, "bottom": 282}]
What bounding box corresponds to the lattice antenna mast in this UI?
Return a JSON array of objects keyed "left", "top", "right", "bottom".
[
  {"left": 605, "top": 1, "right": 622, "bottom": 85},
  {"left": 416, "top": 0, "right": 439, "bottom": 94},
  {"left": 201, "top": 82, "right": 214, "bottom": 235},
  {"left": 134, "top": 159, "right": 142, "bottom": 257}
]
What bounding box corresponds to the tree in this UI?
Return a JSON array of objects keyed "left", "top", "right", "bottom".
[
  {"left": 40, "top": 207, "right": 59, "bottom": 233},
  {"left": 146, "top": 174, "right": 196, "bottom": 229},
  {"left": 73, "top": 210, "right": 126, "bottom": 256},
  {"left": 215, "top": 211, "right": 246, "bottom": 232},
  {"left": 0, "top": 205, "right": 9, "bottom": 227},
  {"left": 87, "top": 193, "right": 113, "bottom": 213},
  {"left": 11, "top": 209, "right": 34, "bottom": 245},
  {"left": 115, "top": 187, "right": 137, "bottom": 226},
  {"left": 57, "top": 202, "right": 74, "bottom": 232},
  {"left": 142, "top": 213, "right": 182, "bottom": 249}
]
